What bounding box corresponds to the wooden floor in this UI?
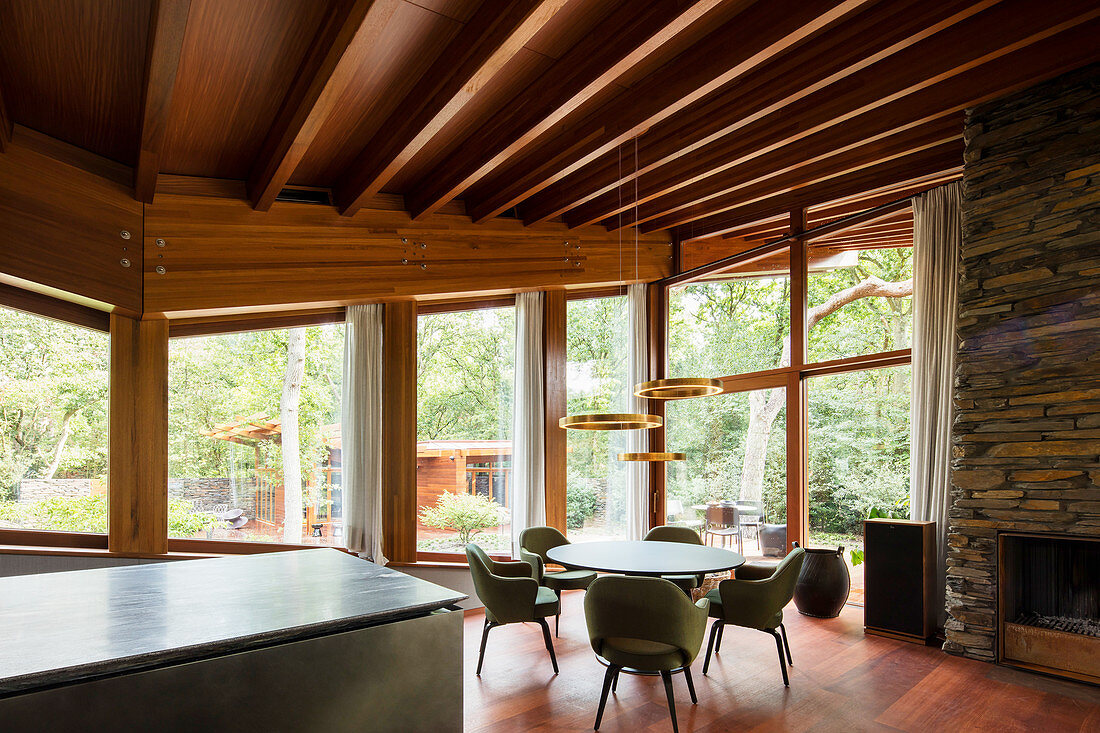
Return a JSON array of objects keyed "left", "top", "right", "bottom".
[{"left": 463, "top": 591, "right": 1100, "bottom": 732}]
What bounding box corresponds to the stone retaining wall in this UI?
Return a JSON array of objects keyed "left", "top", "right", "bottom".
[
  {"left": 945, "top": 64, "right": 1100, "bottom": 660},
  {"left": 17, "top": 479, "right": 94, "bottom": 503},
  {"left": 169, "top": 477, "right": 255, "bottom": 515}
]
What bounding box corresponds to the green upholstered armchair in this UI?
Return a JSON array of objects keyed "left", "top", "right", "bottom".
[
  {"left": 702, "top": 546, "right": 805, "bottom": 686},
  {"left": 584, "top": 576, "right": 710, "bottom": 733},
  {"left": 518, "top": 526, "right": 597, "bottom": 636},
  {"left": 643, "top": 525, "right": 706, "bottom": 593},
  {"left": 466, "top": 543, "right": 560, "bottom": 675}
]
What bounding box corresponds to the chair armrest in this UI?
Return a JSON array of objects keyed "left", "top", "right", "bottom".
[
  {"left": 694, "top": 597, "right": 710, "bottom": 613},
  {"left": 490, "top": 559, "right": 537, "bottom": 580},
  {"left": 716, "top": 577, "right": 787, "bottom": 629},
  {"left": 481, "top": 574, "right": 540, "bottom": 624},
  {"left": 519, "top": 549, "right": 545, "bottom": 582},
  {"left": 734, "top": 561, "right": 777, "bottom": 581}
]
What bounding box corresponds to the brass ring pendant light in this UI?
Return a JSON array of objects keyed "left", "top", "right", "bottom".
[
  {"left": 559, "top": 414, "right": 663, "bottom": 431},
  {"left": 617, "top": 452, "right": 686, "bottom": 461},
  {"left": 634, "top": 377, "right": 723, "bottom": 400}
]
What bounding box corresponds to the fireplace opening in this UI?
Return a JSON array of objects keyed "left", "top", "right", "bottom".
[{"left": 999, "top": 533, "right": 1100, "bottom": 683}]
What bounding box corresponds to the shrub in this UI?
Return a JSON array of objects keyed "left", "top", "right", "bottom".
[
  {"left": 566, "top": 483, "right": 600, "bottom": 529},
  {"left": 0, "top": 495, "right": 218, "bottom": 536},
  {"left": 419, "top": 491, "right": 505, "bottom": 545}
]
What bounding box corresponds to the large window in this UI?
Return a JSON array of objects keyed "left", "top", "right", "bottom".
[
  {"left": 416, "top": 307, "right": 515, "bottom": 555},
  {"left": 565, "top": 295, "right": 629, "bottom": 541},
  {"left": 808, "top": 245, "right": 913, "bottom": 362},
  {"left": 0, "top": 306, "right": 109, "bottom": 533},
  {"left": 665, "top": 388, "right": 786, "bottom": 560},
  {"left": 168, "top": 325, "right": 345, "bottom": 545},
  {"left": 668, "top": 271, "right": 790, "bottom": 377},
  {"left": 808, "top": 365, "right": 911, "bottom": 603}
]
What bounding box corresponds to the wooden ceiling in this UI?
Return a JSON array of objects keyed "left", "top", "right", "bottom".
[{"left": 1, "top": 0, "right": 1098, "bottom": 252}]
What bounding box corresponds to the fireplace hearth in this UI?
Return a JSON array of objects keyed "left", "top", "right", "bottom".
[{"left": 999, "top": 533, "right": 1100, "bottom": 683}]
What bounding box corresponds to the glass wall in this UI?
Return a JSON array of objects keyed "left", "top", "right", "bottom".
[
  {"left": 416, "top": 307, "right": 515, "bottom": 555},
  {"left": 565, "top": 295, "right": 629, "bottom": 542},
  {"left": 807, "top": 364, "right": 911, "bottom": 602},
  {"left": 668, "top": 271, "right": 790, "bottom": 378},
  {"left": 665, "top": 388, "right": 786, "bottom": 560},
  {"left": 168, "top": 325, "right": 345, "bottom": 545},
  {"left": 808, "top": 245, "right": 913, "bottom": 362},
  {"left": 0, "top": 306, "right": 109, "bottom": 533}
]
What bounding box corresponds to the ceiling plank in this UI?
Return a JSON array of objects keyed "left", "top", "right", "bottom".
[
  {"left": 399, "top": 0, "right": 737, "bottom": 220},
  {"left": 134, "top": 0, "right": 192, "bottom": 203},
  {"left": 460, "top": 0, "right": 876, "bottom": 223},
  {"left": 247, "top": 0, "right": 401, "bottom": 212},
  {"left": 679, "top": 144, "right": 963, "bottom": 242},
  {"left": 560, "top": 0, "right": 1100, "bottom": 230},
  {"left": 627, "top": 119, "right": 961, "bottom": 233},
  {"left": 334, "top": 0, "right": 571, "bottom": 217},
  {"left": 524, "top": 0, "right": 989, "bottom": 225}
]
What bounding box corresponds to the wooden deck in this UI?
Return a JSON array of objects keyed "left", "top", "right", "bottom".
[{"left": 463, "top": 590, "right": 1100, "bottom": 732}]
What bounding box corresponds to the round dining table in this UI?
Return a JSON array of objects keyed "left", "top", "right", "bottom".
[{"left": 546, "top": 540, "right": 744, "bottom": 577}]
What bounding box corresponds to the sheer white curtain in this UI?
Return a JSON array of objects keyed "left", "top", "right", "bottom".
[
  {"left": 342, "top": 304, "right": 385, "bottom": 563},
  {"left": 910, "top": 180, "right": 962, "bottom": 623},
  {"left": 625, "top": 284, "right": 650, "bottom": 540},
  {"left": 511, "top": 291, "right": 546, "bottom": 556}
]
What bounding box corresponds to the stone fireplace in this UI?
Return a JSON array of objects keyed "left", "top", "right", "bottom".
[{"left": 944, "top": 62, "right": 1100, "bottom": 673}]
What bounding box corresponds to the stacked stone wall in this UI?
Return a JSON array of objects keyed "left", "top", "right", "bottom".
[{"left": 946, "top": 64, "right": 1100, "bottom": 660}]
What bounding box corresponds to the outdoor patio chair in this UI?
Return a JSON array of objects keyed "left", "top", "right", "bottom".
[
  {"left": 466, "top": 543, "right": 560, "bottom": 676},
  {"left": 702, "top": 546, "right": 805, "bottom": 686},
  {"left": 704, "top": 504, "right": 742, "bottom": 553},
  {"left": 519, "top": 526, "right": 597, "bottom": 636}
]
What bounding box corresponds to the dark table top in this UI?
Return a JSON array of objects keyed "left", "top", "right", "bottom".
[
  {"left": 546, "top": 540, "right": 745, "bottom": 576},
  {"left": 0, "top": 548, "right": 466, "bottom": 697}
]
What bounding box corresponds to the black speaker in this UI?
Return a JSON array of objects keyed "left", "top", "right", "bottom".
[{"left": 863, "top": 519, "right": 936, "bottom": 644}]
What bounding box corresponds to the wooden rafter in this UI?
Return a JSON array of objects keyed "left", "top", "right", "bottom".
[
  {"left": 524, "top": 0, "right": 990, "bottom": 226},
  {"left": 402, "top": 0, "right": 730, "bottom": 220},
  {"left": 134, "top": 0, "right": 192, "bottom": 203},
  {"left": 248, "top": 0, "right": 401, "bottom": 211},
  {"left": 334, "top": 0, "right": 571, "bottom": 217},
  {"left": 460, "top": 0, "right": 875, "bottom": 224},
  {"left": 552, "top": 0, "right": 1100, "bottom": 232}
]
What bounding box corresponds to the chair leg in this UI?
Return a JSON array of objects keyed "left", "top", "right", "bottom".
[
  {"left": 779, "top": 623, "right": 793, "bottom": 665},
  {"left": 476, "top": 620, "right": 495, "bottom": 676},
  {"left": 594, "top": 664, "right": 618, "bottom": 730},
  {"left": 766, "top": 629, "right": 790, "bottom": 687},
  {"left": 683, "top": 665, "right": 697, "bottom": 704},
  {"left": 716, "top": 622, "right": 725, "bottom": 652},
  {"left": 611, "top": 666, "right": 621, "bottom": 693},
  {"left": 660, "top": 670, "right": 679, "bottom": 733},
  {"left": 554, "top": 589, "right": 562, "bottom": 637},
  {"left": 537, "top": 618, "right": 559, "bottom": 674},
  {"left": 703, "top": 619, "right": 721, "bottom": 675}
]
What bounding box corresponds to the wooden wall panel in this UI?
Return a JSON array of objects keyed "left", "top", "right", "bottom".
[
  {"left": 0, "top": 130, "right": 143, "bottom": 314},
  {"left": 382, "top": 301, "right": 417, "bottom": 563},
  {"left": 543, "top": 289, "right": 567, "bottom": 532},
  {"left": 142, "top": 194, "right": 671, "bottom": 316},
  {"left": 109, "top": 315, "right": 169, "bottom": 554}
]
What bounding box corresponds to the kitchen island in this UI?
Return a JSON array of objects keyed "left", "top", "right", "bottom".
[{"left": 0, "top": 548, "right": 466, "bottom": 732}]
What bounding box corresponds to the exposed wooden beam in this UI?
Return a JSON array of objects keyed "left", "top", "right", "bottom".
[
  {"left": 561, "top": 0, "right": 1100, "bottom": 230},
  {"left": 134, "top": 0, "right": 192, "bottom": 203},
  {"left": 247, "top": 0, "right": 400, "bottom": 211},
  {"left": 465, "top": 0, "right": 874, "bottom": 224},
  {"left": 400, "top": 0, "right": 736, "bottom": 220},
  {"left": 335, "top": 0, "right": 570, "bottom": 217},
  {"left": 598, "top": 114, "right": 960, "bottom": 232},
  {"left": 524, "top": 0, "right": 989, "bottom": 225},
  {"left": 678, "top": 144, "right": 962, "bottom": 242}
]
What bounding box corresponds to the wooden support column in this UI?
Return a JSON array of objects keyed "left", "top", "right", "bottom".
[
  {"left": 382, "top": 301, "right": 417, "bottom": 563},
  {"left": 109, "top": 315, "right": 169, "bottom": 554},
  {"left": 543, "top": 290, "right": 567, "bottom": 532},
  {"left": 646, "top": 281, "right": 668, "bottom": 530},
  {"left": 786, "top": 209, "right": 809, "bottom": 550}
]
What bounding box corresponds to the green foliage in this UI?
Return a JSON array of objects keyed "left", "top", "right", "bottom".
[
  {"left": 418, "top": 491, "right": 506, "bottom": 545},
  {"left": 0, "top": 495, "right": 217, "bottom": 536},
  {"left": 566, "top": 482, "right": 600, "bottom": 529}
]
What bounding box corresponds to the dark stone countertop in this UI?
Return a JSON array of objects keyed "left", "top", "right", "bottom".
[{"left": 0, "top": 548, "right": 466, "bottom": 696}]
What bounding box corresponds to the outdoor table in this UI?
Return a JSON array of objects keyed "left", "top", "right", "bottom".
[{"left": 546, "top": 540, "right": 744, "bottom": 577}]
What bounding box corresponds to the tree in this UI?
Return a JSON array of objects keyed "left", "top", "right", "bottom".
[{"left": 280, "top": 328, "right": 306, "bottom": 543}]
